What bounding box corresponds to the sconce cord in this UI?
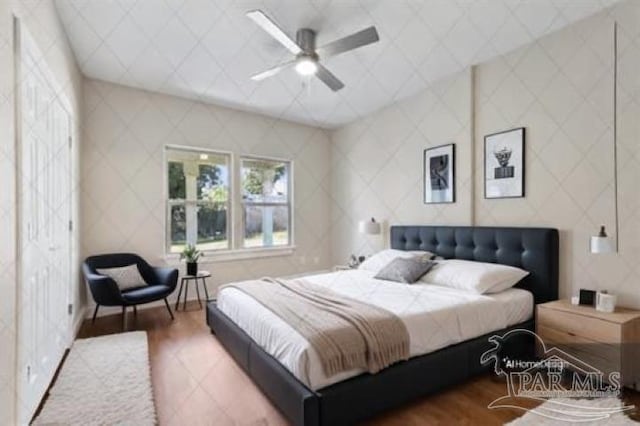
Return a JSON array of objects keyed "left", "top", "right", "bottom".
[{"left": 613, "top": 22, "right": 619, "bottom": 252}]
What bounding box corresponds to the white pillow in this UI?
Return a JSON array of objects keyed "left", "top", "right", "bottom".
[
  {"left": 96, "top": 264, "right": 146, "bottom": 291},
  {"left": 359, "top": 249, "right": 435, "bottom": 273},
  {"left": 419, "top": 259, "right": 529, "bottom": 294}
]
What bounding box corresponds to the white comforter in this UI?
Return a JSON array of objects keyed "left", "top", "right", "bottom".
[{"left": 217, "top": 269, "right": 533, "bottom": 390}]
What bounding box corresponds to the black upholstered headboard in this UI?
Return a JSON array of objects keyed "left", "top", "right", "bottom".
[{"left": 390, "top": 226, "right": 559, "bottom": 304}]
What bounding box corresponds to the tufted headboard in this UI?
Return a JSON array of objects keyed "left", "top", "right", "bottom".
[{"left": 390, "top": 226, "right": 559, "bottom": 304}]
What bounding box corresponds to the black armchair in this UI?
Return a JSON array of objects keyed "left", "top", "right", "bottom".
[{"left": 83, "top": 253, "right": 178, "bottom": 329}]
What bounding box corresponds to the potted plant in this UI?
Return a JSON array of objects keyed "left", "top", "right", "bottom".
[{"left": 180, "top": 244, "right": 203, "bottom": 276}]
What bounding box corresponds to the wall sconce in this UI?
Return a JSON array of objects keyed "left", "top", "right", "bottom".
[
  {"left": 358, "top": 217, "right": 381, "bottom": 235},
  {"left": 590, "top": 225, "right": 614, "bottom": 254}
]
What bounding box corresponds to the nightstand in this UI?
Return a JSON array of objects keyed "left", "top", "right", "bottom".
[
  {"left": 333, "top": 265, "right": 356, "bottom": 271},
  {"left": 536, "top": 300, "right": 640, "bottom": 390}
]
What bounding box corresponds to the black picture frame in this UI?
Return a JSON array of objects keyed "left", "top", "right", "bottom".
[
  {"left": 484, "top": 127, "right": 525, "bottom": 199},
  {"left": 423, "top": 143, "right": 455, "bottom": 204}
]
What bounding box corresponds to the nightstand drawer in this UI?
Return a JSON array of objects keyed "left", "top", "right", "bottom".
[
  {"left": 537, "top": 325, "right": 622, "bottom": 382},
  {"left": 537, "top": 307, "right": 621, "bottom": 343},
  {"left": 537, "top": 325, "right": 621, "bottom": 362},
  {"left": 564, "top": 347, "right": 620, "bottom": 381}
]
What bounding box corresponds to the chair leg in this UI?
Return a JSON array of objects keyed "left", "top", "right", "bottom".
[
  {"left": 164, "top": 298, "right": 174, "bottom": 320},
  {"left": 122, "top": 306, "right": 127, "bottom": 331},
  {"left": 92, "top": 304, "right": 99, "bottom": 323}
]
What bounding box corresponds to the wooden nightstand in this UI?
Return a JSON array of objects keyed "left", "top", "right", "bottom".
[{"left": 536, "top": 300, "right": 640, "bottom": 390}]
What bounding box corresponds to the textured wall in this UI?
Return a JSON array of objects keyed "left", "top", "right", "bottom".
[
  {"left": 330, "top": 69, "right": 473, "bottom": 262},
  {"left": 0, "top": 0, "right": 83, "bottom": 423},
  {"left": 474, "top": 2, "right": 640, "bottom": 304},
  {"left": 473, "top": 9, "right": 616, "bottom": 299},
  {"left": 330, "top": 0, "right": 640, "bottom": 308},
  {"left": 81, "top": 79, "right": 333, "bottom": 306}
]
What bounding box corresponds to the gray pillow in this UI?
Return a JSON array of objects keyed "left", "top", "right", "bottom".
[
  {"left": 374, "top": 257, "right": 436, "bottom": 284},
  {"left": 96, "top": 264, "right": 146, "bottom": 291}
]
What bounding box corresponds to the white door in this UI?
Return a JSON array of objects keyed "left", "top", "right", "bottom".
[{"left": 16, "top": 21, "right": 73, "bottom": 424}]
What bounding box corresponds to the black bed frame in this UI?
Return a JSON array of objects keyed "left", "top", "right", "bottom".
[{"left": 207, "top": 226, "right": 559, "bottom": 425}]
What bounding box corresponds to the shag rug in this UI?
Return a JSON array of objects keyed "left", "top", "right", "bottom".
[
  {"left": 507, "top": 397, "right": 637, "bottom": 425},
  {"left": 33, "top": 331, "right": 156, "bottom": 425}
]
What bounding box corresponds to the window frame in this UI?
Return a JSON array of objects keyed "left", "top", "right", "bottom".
[
  {"left": 164, "top": 145, "right": 233, "bottom": 255},
  {"left": 239, "top": 155, "right": 294, "bottom": 250}
]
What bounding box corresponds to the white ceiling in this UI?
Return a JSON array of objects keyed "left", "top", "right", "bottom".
[{"left": 55, "top": 0, "right": 617, "bottom": 129}]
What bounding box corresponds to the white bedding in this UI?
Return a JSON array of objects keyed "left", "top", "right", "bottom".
[{"left": 217, "top": 269, "right": 533, "bottom": 390}]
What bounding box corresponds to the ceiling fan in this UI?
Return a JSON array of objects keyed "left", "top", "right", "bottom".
[{"left": 247, "top": 10, "right": 380, "bottom": 91}]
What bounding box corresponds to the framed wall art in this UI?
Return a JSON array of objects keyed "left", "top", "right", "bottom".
[
  {"left": 424, "top": 143, "right": 455, "bottom": 204},
  {"left": 484, "top": 127, "right": 525, "bottom": 199}
]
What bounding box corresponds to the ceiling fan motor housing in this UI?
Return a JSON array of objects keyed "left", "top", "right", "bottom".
[{"left": 296, "top": 28, "right": 317, "bottom": 54}]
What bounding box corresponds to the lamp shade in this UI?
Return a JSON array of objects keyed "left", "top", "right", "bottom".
[
  {"left": 358, "top": 217, "right": 381, "bottom": 235},
  {"left": 590, "top": 225, "right": 613, "bottom": 254}
]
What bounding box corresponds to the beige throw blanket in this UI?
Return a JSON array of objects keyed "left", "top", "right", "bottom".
[{"left": 222, "top": 278, "right": 410, "bottom": 376}]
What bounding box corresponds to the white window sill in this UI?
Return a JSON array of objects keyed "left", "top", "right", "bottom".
[{"left": 165, "top": 246, "right": 296, "bottom": 264}]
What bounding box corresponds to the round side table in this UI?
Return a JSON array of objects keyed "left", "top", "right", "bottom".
[{"left": 175, "top": 271, "right": 211, "bottom": 311}]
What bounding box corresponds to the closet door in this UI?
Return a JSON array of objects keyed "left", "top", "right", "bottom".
[{"left": 17, "top": 22, "right": 73, "bottom": 424}]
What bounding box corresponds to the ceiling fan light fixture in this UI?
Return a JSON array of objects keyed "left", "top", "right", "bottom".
[{"left": 295, "top": 57, "right": 318, "bottom": 76}]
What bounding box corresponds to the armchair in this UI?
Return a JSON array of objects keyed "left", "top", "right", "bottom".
[{"left": 83, "top": 253, "right": 178, "bottom": 330}]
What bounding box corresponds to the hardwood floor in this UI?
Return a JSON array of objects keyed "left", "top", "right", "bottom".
[{"left": 77, "top": 304, "right": 640, "bottom": 425}]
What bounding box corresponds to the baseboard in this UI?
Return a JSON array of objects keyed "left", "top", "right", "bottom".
[{"left": 73, "top": 305, "right": 87, "bottom": 337}]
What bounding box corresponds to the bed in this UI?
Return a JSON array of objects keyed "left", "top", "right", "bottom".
[{"left": 206, "top": 226, "right": 559, "bottom": 425}]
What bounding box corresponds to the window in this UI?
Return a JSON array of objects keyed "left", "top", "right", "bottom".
[
  {"left": 165, "top": 148, "right": 294, "bottom": 257},
  {"left": 241, "top": 157, "right": 292, "bottom": 248},
  {"left": 166, "top": 147, "right": 230, "bottom": 253}
]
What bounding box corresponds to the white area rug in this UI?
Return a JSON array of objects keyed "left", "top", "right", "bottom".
[
  {"left": 33, "top": 331, "right": 156, "bottom": 425},
  {"left": 508, "top": 397, "right": 637, "bottom": 425}
]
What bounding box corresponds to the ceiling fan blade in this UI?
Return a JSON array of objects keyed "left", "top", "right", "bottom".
[
  {"left": 251, "top": 60, "right": 296, "bottom": 81},
  {"left": 315, "top": 64, "right": 344, "bottom": 91},
  {"left": 316, "top": 26, "right": 379, "bottom": 59},
  {"left": 246, "top": 10, "right": 302, "bottom": 55}
]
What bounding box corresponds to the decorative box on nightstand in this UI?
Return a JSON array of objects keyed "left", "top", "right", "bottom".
[{"left": 536, "top": 300, "right": 640, "bottom": 390}]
